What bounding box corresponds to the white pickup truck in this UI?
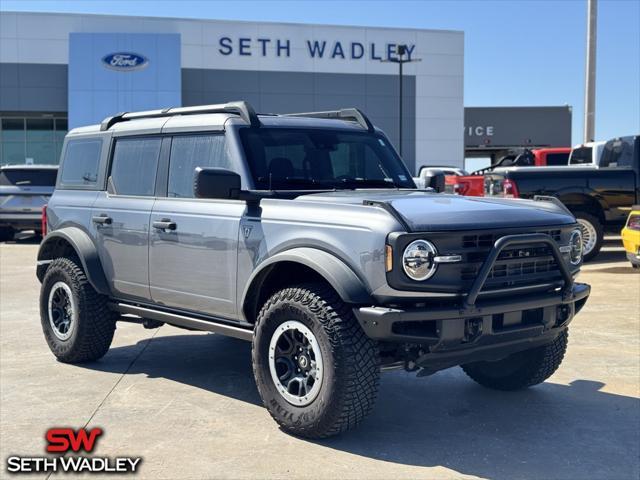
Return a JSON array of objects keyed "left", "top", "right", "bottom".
[{"left": 568, "top": 141, "right": 605, "bottom": 167}]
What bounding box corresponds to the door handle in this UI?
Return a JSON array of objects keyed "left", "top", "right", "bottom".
[
  {"left": 153, "top": 219, "right": 177, "bottom": 231},
  {"left": 92, "top": 214, "right": 112, "bottom": 225}
]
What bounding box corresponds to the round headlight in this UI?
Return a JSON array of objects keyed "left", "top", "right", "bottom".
[
  {"left": 402, "top": 240, "right": 437, "bottom": 281},
  {"left": 569, "top": 229, "right": 583, "bottom": 265}
]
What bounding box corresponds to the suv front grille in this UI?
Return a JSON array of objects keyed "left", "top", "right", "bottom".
[
  {"left": 460, "top": 242, "right": 562, "bottom": 290},
  {"left": 462, "top": 229, "right": 561, "bottom": 249},
  {"left": 387, "top": 225, "right": 574, "bottom": 295}
]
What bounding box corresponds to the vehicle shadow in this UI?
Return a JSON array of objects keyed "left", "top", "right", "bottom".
[
  {"left": 79, "top": 332, "right": 639, "bottom": 480},
  {"left": 584, "top": 248, "right": 626, "bottom": 266},
  {"left": 3, "top": 231, "right": 42, "bottom": 244}
]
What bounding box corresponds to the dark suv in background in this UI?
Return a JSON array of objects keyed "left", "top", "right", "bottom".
[{"left": 0, "top": 165, "right": 58, "bottom": 241}]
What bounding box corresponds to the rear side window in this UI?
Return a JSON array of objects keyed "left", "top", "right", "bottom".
[
  {"left": 59, "top": 139, "right": 102, "bottom": 187},
  {"left": 167, "top": 135, "right": 231, "bottom": 198},
  {"left": 0, "top": 169, "right": 58, "bottom": 186},
  {"left": 545, "top": 153, "right": 569, "bottom": 166},
  {"left": 110, "top": 138, "right": 161, "bottom": 196},
  {"left": 569, "top": 147, "right": 592, "bottom": 165},
  {"left": 600, "top": 137, "right": 636, "bottom": 168}
]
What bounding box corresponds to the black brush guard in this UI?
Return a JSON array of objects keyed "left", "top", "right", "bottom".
[{"left": 353, "top": 233, "right": 590, "bottom": 357}]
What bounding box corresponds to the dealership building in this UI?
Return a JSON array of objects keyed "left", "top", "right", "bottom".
[{"left": 0, "top": 11, "right": 466, "bottom": 172}]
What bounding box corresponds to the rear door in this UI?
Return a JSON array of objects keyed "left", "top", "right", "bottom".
[
  {"left": 149, "top": 133, "right": 244, "bottom": 318},
  {"left": 91, "top": 136, "right": 163, "bottom": 301}
]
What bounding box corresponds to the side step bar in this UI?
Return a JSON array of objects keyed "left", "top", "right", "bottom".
[{"left": 110, "top": 303, "right": 253, "bottom": 341}]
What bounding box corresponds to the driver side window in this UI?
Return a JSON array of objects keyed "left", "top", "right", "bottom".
[{"left": 167, "top": 134, "right": 231, "bottom": 198}]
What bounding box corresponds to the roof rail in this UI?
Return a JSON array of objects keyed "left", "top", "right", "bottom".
[
  {"left": 100, "top": 101, "right": 260, "bottom": 131},
  {"left": 283, "top": 108, "right": 374, "bottom": 132}
]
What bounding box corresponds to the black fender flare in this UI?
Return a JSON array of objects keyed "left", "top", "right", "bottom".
[
  {"left": 241, "top": 247, "right": 372, "bottom": 316},
  {"left": 37, "top": 227, "right": 111, "bottom": 295}
]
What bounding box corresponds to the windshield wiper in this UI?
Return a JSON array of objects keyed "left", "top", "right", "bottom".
[
  {"left": 337, "top": 178, "right": 397, "bottom": 189},
  {"left": 258, "top": 177, "right": 335, "bottom": 190}
]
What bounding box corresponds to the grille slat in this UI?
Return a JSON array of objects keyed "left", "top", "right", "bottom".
[
  {"left": 462, "top": 229, "right": 562, "bottom": 249},
  {"left": 457, "top": 233, "right": 563, "bottom": 290}
]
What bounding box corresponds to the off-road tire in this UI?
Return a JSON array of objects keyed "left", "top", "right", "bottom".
[
  {"left": 574, "top": 211, "right": 603, "bottom": 262},
  {"left": 0, "top": 226, "right": 15, "bottom": 242},
  {"left": 252, "top": 284, "right": 380, "bottom": 438},
  {"left": 461, "top": 329, "right": 569, "bottom": 391},
  {"left": 40, "top": 257, "right": 117, "bottom": 363}
]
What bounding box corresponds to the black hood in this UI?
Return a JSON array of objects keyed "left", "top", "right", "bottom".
[{"left": 300, "top": 190, "right": 576, "bottom": 232}]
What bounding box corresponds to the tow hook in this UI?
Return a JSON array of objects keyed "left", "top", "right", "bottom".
[{"left": 463, "top": 317, "right": 483, "bottom": 343}]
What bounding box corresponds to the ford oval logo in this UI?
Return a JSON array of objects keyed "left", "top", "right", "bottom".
[{"left": 102, "top": 53, "right": 149, "bottom": 71}]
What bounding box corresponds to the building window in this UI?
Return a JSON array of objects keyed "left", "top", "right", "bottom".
[{"left": 0, "top": 114, "right": 68, "bottom": 166}]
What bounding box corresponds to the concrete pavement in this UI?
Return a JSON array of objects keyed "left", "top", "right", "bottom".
[{"left": 1, "top": 236, "right": 638, "bottom": 479}]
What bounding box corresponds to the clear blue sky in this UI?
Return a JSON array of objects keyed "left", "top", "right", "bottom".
[{"left": 2, "top": 0, "right": 639, "bottom": 145}]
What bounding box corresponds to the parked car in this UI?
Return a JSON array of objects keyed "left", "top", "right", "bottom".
[
  {"left": 568, "top": 141, "right": 605, "bottom": 167},
  {"left": 484, "top": 135, "right": 640, "bottom": 261},
  {"left": 0, "top": 164, "right": 58, "bottom": 241},
  {"left": 621, "top": 206, "right": 640, "bottom": 269},
  {"left": 448, "top": 148, "right": 573, "bottom": 198},
  {"left": 413, "top": 165, "right": 466, "bottom": 189},
  {"left": 37, "top": 102, "right": 590, "bottom": 438}
]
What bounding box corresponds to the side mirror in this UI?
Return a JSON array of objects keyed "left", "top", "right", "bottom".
[
  {"left": 421, "top": 168, "right": 445, "bottom": 193},
  {"left": 194, "top": 167, "right": 241, "bottom": 199}
]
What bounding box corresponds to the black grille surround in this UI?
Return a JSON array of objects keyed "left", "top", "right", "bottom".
[{"left": 386, "top": 224, "right": 580, "bottom": 296}]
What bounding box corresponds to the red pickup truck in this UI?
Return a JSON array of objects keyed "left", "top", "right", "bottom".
[{"left": 447, "top": 147, "right": 571, "bottom": 196}]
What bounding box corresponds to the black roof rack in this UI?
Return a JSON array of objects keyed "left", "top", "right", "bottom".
[
  {"left": 283, "top": 108, "right": 374, "bottom": 132},
  {"left": 100, "top": 101, "right": 260, "bottom": 131}
]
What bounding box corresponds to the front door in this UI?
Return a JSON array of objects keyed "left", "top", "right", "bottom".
[
  {"left": 92, "top": 136, "right": 162, "bottom": 301},
  {"left": 148, "top": 133, "right": 244, "bottom": 319}
]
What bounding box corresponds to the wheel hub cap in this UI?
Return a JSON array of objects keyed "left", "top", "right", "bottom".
[
  {"left": 577, "top": 218, "right": 597, "bottom": 256},
  {"left": 47, "top": 281, "right": 76, "bottom": 341},
  {"left": 268, "top": 320, "right": 323, "bottom": 406}
]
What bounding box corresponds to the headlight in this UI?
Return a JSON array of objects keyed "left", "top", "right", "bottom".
[
  {"left": 569, "top": 229, "right": 583, "bottom": 265},
  {"left": 402, "top": 240, "right": 437, "bottom": 281}
]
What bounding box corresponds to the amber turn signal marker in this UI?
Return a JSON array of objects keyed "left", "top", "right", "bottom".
[{"left": 385, "top": 244, "right": 393, "bottom": 272}]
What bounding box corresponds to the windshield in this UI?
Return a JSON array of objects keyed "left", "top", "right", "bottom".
[
  {"left": 240, "top": 128, "right": 415, "bottom": 190},
  {"left": 0, "top": 169, "right": 58, "bottom": 186},
  {"left": 569, "top": 147, "right": 593, "bottom": 164}
]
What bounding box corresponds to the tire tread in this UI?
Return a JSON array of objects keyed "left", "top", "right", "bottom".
[{"left": 252, "top": 283, "right": 380, "bottom": 438}]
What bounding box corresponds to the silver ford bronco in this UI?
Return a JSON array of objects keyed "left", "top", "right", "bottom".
[{"left": 37, "top": 102, "right": 590, "bottom": 438}]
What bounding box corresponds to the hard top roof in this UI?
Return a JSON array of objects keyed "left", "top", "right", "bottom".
[{"left": 67, "top": 102, "right": 379, "bottom": 136}]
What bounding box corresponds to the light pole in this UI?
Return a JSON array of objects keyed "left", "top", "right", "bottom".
[
  {"left": 584, "top": 0, "right": 598, "bottom": 142},
  {"left": 382, "top": 45, "right": 421, "bottom": 157}
]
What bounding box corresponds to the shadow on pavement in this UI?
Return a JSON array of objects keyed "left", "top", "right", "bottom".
[
  {"left": 2, "top": 231, "right": 42, "bottom": 244},
  {"left": 584, "top": 248, "right": 626, "bottom": 266},
  {"left": 79, "top": 332, "right": 639, "bottom": 480}
]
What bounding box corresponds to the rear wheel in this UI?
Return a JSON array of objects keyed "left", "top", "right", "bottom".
[
  {"left": 0, "top": 226, "right": 15, "bottom": 242},
  {"left": 39, "top": 257, "right": 117, "bottom": 363},
  {"left": 461, "top": 329, "right": 568, "bottom": 391},
  {"left": 574, "top": 212, "right": 603, "bottom": 261},
  {"left": 252, "top": 283, "right": 380, "bottom": 438}
]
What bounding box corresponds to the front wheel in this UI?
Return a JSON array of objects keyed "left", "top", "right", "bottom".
[
  {"left": 461, "top": 329, "right": 568, "bottom": 391},
  {"left": 252, "top": 284, "right": 380, "bottom": 438},
  {"left": 574, "top": 212, "right": 603, "bottom": 261}
]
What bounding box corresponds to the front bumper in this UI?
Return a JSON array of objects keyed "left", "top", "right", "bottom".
[
  {"left": 354, "top": 282, "right": 590, "bottom": 342},
  {"left": 354, "top": 283, "right": 589, "bottom": 372},
  {"left": 354, "top": 232, "right": 591, "bottom": 370}
]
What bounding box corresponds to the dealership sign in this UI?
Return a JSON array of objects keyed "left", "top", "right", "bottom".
[
  {"left": 102, "top": 52, "right": 149, "bottom": 71},
  {"left": 218, "top": 37, "right": 416, "bottom": 61}
]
